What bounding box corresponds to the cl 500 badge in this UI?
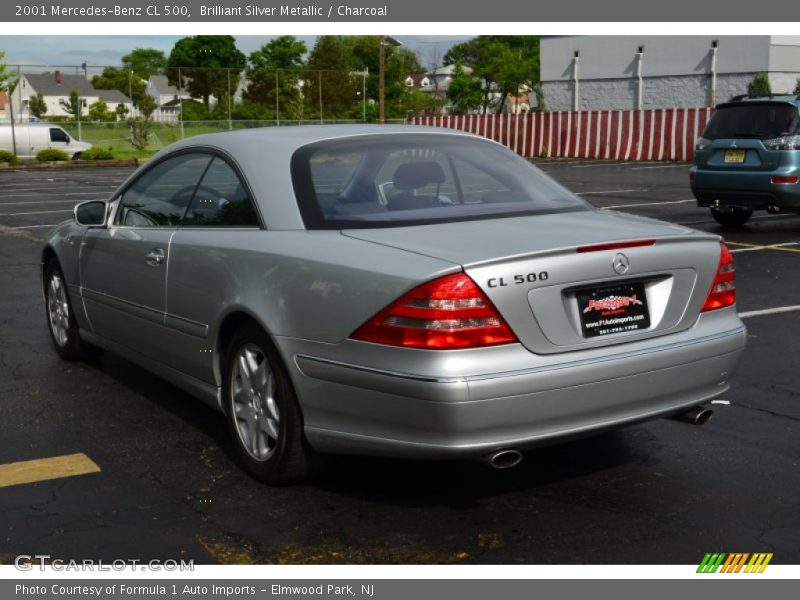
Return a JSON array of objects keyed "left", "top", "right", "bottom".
[{"left": 487, "top": 272, "right": 549, "bottom": 288}]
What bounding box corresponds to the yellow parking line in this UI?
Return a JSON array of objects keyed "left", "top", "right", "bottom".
[
  {"left": 726, "top": 241, "right": 800, "bottom": 254},
  {"left": 0, "top": 453, "right": 100, "bottom": 489}
]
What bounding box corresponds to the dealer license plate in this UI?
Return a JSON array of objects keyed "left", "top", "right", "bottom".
[{"left": 576, "top": 281, "right": 651, "bottom": 338}]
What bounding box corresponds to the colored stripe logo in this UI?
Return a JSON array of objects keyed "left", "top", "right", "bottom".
[{"left": 697, "top": 552, "right": 773, "bottom": 573}]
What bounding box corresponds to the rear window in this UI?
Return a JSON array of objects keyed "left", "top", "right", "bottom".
[
  {"left": 290, "top": 134, "right": 588, "bottom": 229},
  {"left": 703, "top": 103, "right": 799, "bottom": 141}
]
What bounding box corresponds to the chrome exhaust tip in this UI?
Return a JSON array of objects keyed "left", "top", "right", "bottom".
[
  {"left": 483, "top": 449, "right": 523, "bottom": 470},
  {"left": 671, "top": 406, "right": 714, "bottom": 426}
]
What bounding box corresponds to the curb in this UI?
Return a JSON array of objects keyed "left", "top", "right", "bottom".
[{"left": 0, "top": 159, "right": 142, "bottom": 171}]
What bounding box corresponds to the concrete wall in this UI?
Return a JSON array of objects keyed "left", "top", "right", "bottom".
[
  {"left": 541, "top": 36, "right": 772, "bottom": 82},
  {"left": 541, "top": 36, "right": 800, "bottom": 110},
  {"left": 542, "top": 73, "right": 754, "bottom": 111}
]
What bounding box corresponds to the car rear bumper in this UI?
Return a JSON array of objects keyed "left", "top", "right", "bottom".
[
  {"left": 691, "top": 168, "right": 800, "bottom": 210},
  {"left": 282, "top": 310, "right": 747, "bottom": 459}
]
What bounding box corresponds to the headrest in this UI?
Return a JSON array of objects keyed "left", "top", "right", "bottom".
[{"left": 392, "top": 162, "right": 446, "bottom": 191}]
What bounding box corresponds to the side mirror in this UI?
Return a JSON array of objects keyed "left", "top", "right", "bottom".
[{"left": 74, "top": 200, "right": 108, "bottom": 227}]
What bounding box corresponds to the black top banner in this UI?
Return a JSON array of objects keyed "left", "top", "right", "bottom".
[{"left": 0, "top": 0, "right": 787, "bottom": 22}]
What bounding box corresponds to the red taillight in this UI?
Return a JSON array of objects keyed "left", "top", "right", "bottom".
[
  {"left": 351, "top": 272, "right": 517, "bottom": 349},
  {"left": 701, "top": 243, "right": 736, "bottom": 312},
  {"left": 576, "top": 239, "right": 656, "bottom": 253},
  {"left": 771, "top": 175, "right": 799, "bottom": 184}
]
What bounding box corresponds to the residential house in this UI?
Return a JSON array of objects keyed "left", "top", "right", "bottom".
[
  {"left": 9, "top": 71, "right": 132, "bottom": 121},
  {"left": 0, "top": 91, "right": 8, "bottom": 120}
]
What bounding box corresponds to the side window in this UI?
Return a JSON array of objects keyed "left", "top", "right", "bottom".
[
  {"left": 450, "top": 157, "right": 519, "bottom": 204},
  {"left": 115, "top": 153, "right": 212, "bottom": 227},
  {"left": 181, "top": 157, "right": 260, "bottom": 227},
  {"left": 50, "top": 128, "right": 69, "bottom": 143}
]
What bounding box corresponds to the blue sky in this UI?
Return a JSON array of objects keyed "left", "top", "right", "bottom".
[{"left": 0, "top": 35, "right": 470, "bottom": 70}]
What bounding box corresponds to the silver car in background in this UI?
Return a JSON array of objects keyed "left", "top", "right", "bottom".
[{"left": 42, "top": 125, "right": 746, "bottom": 484}]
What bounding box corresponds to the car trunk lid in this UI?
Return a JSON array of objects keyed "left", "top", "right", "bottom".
[{"left": 343, "top": 211, "right": 723, "bottom": 354}]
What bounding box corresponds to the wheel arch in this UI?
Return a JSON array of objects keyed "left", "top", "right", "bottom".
[
  {"left": 213, "top": 309, "right": 289, "bottom": 387},
  {"left": 40, "top": 245, "right": 59, "bottom": 298}
]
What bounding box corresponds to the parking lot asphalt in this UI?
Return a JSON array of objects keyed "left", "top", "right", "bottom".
[{"left": 1, "top": 162, "right": 798, "bottom": 565}]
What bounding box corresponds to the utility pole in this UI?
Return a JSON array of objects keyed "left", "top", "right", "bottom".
[{"left": 378, "top": 36, "right": 401, "bottom": 125}]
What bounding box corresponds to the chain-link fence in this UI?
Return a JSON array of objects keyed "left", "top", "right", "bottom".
[
  {"left": 2, "top": 63, "right": 414, "bottom": 157},
  {"left": 58, "top": 119, "right": 405, "bottom": 158}
]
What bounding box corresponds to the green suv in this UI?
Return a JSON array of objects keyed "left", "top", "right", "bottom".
[{"left": 690, "top": 95, "right": 800, "bottom": 228}]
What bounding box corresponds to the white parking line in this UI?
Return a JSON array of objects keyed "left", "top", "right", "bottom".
[
  {"left": 569, "top": 162, "right": 633, "bottom": 168},
  {"left": 0, "top": 209, "right": 73, "bottom": 216},
  {"left": 680, "top": 214, "right": 796, "bottom": 226},
  {"left": 630, "top": 164, "right": 689, "bottom": 170},
  {"left": 577, "top": 188, "right": 647, "bottom": 196},
  {"left": 729, "top": 241, "right": 800, "bottom": 253},
  {"left": 10, "top": 224, "right": 59, "bottom": 229},
  {"left": 0, "top": 199, "right": 82, "bottom": 206},
  {"left": 739, "top": 305, "right": 800, "bottom": 319},
  {"left": 2, "top": 191, "right": 110, "bottom": 199},
  {"left": 601, "top": 199, "right": 695, "bottom": 209}
]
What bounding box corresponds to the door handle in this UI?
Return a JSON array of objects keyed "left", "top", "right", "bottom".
[{"left": 145, "top": 247, "right": 166, "bottom": 267}]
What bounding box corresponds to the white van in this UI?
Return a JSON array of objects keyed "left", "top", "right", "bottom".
[{"left": 0, "top": 123, "right": 92, "bottom": 160}]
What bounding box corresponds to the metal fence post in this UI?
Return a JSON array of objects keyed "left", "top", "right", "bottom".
[
  {"left": 275, "top": 69, "right": 280, "bottom": 126},
  {"left": 318, "top": 70, "right": 323, "bottom": 124},
  {"left": 8, "top": 66, "right": 18, "bottom": 156},
  {"left": 178, "top": 67, "right": 185, "bottom": 139},
  {"left": 227, "top": 68, "right": 232, "bottom": 131}
]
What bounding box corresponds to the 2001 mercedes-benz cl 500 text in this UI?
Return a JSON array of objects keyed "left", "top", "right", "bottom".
[{"left": 42, "top": 125, "right": 747, "bottom": 483}]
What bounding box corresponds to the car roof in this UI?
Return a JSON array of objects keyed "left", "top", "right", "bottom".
[
  {"left": 164, "top": 123, "right": 483, "bottom": 155},
  {"left": 146, "top": 124, "right": 491, "bottom": 230},
  {"left": 718, "top": 95, "right": 800, "bottom": 109}
]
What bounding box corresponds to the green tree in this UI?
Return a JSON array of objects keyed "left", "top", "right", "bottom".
[
  {"left": 244, "top": 35, "right": 307, "bottom": 120},
  {"left": 399, "top": 89, "right": 432, "bottom": 117},
  {"left": 29, "top": 92, "right": 47, "bottom": 118},
  {"left": 59, "top": 90, "right": 83, "bottom": 120},
  {"left": 88, "top": 100, "right": 114, "bottom": 122},
  {"left": 444, "top": 36, "right": 539, "bottom": 114},
  {"left": 92, "top": 67, "right": 146, "bottom": 107},
  {"left": 115, "top": 103, "right": 129, "bottom": 120},
  {"left": 136, "top": 94, "right": 157, "bottom": 118},
  {"left": 179, "top": 99, "right": 209, "bottom": 121},
  {"left": 167, "top": 35, "right": 246, "bottom": 110},
  {"left": 747, "top": 72, "right": 771, "bottom": 97},
  {"left": 343, "top": 37, "right": 424, "bottom": 118},
  {"left": 0, "top": 51, "right": 15, "bottom": 93},
  {"left": 128, "top": 94, "right": 157, "bottom": 151},
  {"left": 304, "top": 36, "right": 358, "bottom": 119},
  {"left": 122, "top": 48, "right": 167, "bottom": 80},
  {"left": 447, "top": 63, "right": 483, "bottom": 115}
]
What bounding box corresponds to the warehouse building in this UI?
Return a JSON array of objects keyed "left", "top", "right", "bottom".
[{"left": 541, "top": 36, "right": 800, "bottom": 110}]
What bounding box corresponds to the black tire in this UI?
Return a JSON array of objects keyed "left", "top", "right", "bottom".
[
  {"left": 71, "top": 152, "right": 82, "bottom": 161},
  {"left": 222, "top": 322, "right": 318, "bottom": 485},
  {"left": 44, "top": 261, "right": 101, "bottom": 361},
  {"left": 710, "top": 207, "right": 753, "bottom": 229}
]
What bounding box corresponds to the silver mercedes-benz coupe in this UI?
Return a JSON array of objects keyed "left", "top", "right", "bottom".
[{"left": 42, "top": 125, "right": 746, "bottom": 484}]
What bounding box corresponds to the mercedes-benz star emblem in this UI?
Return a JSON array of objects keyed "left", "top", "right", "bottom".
[{"left": 613, "top": 253, "right": 630, "bottom": 275}]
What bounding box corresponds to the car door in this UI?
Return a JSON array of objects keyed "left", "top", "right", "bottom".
[
  {"left": 162, "top": 155, "right": 263, "bottom": 383},
  {"left": 79, "top": 152, "right": 213, "bottom": 362}
]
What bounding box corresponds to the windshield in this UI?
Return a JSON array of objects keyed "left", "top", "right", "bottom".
[
  {"left": 290, "top": 134, "right": 588, "bottom": 229},
  {"left": 703, "top": 103, "right": 799, "bottom": 140}
]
